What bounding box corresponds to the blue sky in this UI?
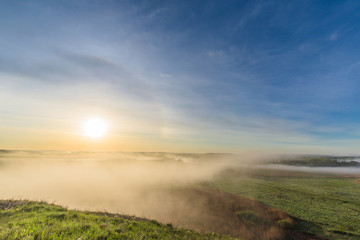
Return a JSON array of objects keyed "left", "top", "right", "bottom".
[{"left": 1, "top": 0, "right": 360, "bottom": 153}]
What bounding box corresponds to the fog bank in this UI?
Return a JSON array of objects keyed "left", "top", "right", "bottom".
[{"left": 0, "top": 151, "right": 240, "bottom": 214}]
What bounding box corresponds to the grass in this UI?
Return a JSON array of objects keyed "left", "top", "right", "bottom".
[
  {"left": 0, "top": 200, "right": 239, "bottom": 240},
  {"left": 2, "top": 166, "right": 358, "bottom": 240},
  {"left": 208, "top": 169, "right": 360, "bottom": 240},
  {"left": 234, "top": 210, "right": 264, "bottom": 224},
  {"left": 0, "top": 188, "right": 321, "bottom": 240}
]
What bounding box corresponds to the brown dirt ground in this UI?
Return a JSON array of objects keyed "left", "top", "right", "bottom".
[{"left": 138, "top": 187, "right": 327, "bottom": 240}]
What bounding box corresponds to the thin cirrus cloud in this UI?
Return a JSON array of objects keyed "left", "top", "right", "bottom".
[{"left": 1, "top": 0, "right": 360, "bottom": 153}]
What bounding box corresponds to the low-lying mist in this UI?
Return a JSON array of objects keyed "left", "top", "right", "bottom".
[
  {"left": 259, "top": 164, "right": 360, "bottom": 175},
  {"left": 2, "top": 150, "right": 293, "bottom": 239},
  {"left": 0, "top": 151, "right": 233, "bottom": 212},
  {"left": 2, "top": 150, "right": 358, "bottom": 239}
]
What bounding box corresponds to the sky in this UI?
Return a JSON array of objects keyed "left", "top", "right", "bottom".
[{"left": 1, "top": 0, "right": 360, "bottom": 154}]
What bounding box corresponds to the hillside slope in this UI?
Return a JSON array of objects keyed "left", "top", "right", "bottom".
[
  {"left": 0, "top": 200, "right": 238, "bottom": 240},
  {"left": 209, "top": 169, "right": 360, "bottom": 240}
]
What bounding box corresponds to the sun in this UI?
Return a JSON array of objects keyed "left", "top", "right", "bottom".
[{"left": 82, "top": 117, "right": 108, "bottom": 138}]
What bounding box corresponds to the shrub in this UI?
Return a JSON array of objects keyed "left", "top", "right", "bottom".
[{"left": 277, "top": 218, "right": 294, "bottom": 229}]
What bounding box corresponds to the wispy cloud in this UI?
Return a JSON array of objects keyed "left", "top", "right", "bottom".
[
  {"left": 1, "top": 0, "right": 360, "bottom": 153},
  {"left": 329, "top": 32, "right": 339, "bottom": 41}
]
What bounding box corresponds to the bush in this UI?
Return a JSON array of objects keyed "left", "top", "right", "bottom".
[{"left": 277, "top": 218, "right": 294, "bottom": 229}]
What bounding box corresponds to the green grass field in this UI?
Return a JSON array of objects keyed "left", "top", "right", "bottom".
[
  {"left": 1, "top": 165, "right": 359, "bottom": 239},
  {"left": 0, "top": 200, "right": 239, "bottom": 240},
  {"left": 207, "top": 169, "right": 360, "bottom": 240}
]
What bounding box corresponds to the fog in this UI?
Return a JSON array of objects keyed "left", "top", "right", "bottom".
[
  {"left": 259, "top": 164, "right": 360, "bottom": 175},
  {"left": 1, "top": 151, "right": 358, "bottom": 215},
  {"left": 1, "top": 151, "right": 257, "bottom": 229},
  {"left": 2, "top": 150, "right": 359, "bottom": 239},
  {"left": 0, "top": 151, "right": 227, "bottom": 208}
]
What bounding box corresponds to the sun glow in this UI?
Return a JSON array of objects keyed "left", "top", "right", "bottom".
[{"left": 82, "top": 117, "right": 108, "bottom": 138}]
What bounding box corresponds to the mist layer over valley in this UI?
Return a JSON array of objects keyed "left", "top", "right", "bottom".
[
  {"left": 1, "top": 150, "right": 359, "bottom": 239},
  {"left": 0, "top": 151, "right": 233, "bottom": 211},
  {"left": 1, "top": 151, "right": 260, "bottom": 236},
  {"left": 1, "top": 151, "right": 359, "bottom": 212}
]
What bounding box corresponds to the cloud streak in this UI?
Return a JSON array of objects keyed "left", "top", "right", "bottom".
[{"left": 1, "top": 0, "right": 360, "bottom": 153}]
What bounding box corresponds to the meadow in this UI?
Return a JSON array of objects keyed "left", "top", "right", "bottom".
[
  {"left": 1, "top": 151, "right": 359, "bottom": 239},
  {"left": 207, "top": 168, "right": 360, "bottom": 240},
  {"left": 0, "top": 200, "right": 239, "bottom": 240}
]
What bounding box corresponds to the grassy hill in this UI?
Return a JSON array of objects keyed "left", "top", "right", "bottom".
[
  {"left": 0, "top": 200, "right": 238, "bottom": 240},
  {"left": 0, "top": 187, "right": 328, "bottom": 240},
  {"left": 208, "top": 168, "right": 360, "bottom": 240}
]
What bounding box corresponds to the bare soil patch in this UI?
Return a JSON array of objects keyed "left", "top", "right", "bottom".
[{"left": 139, "top": 187, "right": 326, "bottom": 240}]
